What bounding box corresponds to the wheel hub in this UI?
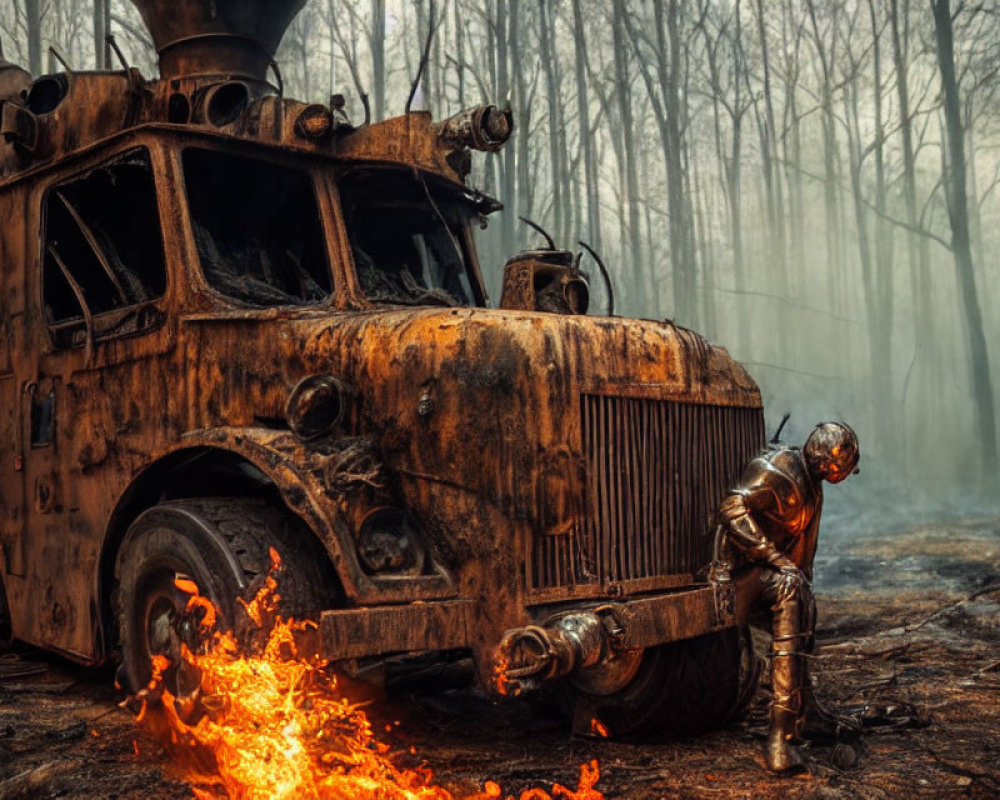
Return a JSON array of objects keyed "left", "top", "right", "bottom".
[{"left": 140, "top": 572, "right": 207, "bottom": 718}]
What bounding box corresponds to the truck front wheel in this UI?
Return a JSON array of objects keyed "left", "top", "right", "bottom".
[
  {"left": 557, "top": 626, "right": 759, "bottom": 739},
  {"left": 113, "top": 498, "right": 335, "bottom": 698}
]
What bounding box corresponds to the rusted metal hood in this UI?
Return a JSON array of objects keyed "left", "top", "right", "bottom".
[
  {"left": 130, "top": 0, "right": 307, "bottom": 80},
  {"left": 284, "top": 308, "right": 761, "bottom": 529},
  {"left": 293, "top": 308, "right": 761, "bottom": 408}
]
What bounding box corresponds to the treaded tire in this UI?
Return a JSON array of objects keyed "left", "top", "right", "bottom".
[
  {"left": 556, "top": 626, "right": 759, "bottom": 740},
  {"left": 113, "top": 498, "right": 337, "bottom": 694}
]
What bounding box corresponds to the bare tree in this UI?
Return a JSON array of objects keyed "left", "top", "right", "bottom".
[
  {"left": 26, "top": 0, "right": 42, "bottom": 74},
  {"left": 931, "top": 0, "right": 998, "bottom": 480},
  {"left": 571, "top": 0, "right": 602, "bottom": 253}
]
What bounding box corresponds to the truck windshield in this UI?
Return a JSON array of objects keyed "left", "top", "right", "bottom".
[
  {"left": 183, "top": 148, "right": 332, "bottom": 307},
  {"left": 337, "top": 168, "right": 477, "bottom": 307}
]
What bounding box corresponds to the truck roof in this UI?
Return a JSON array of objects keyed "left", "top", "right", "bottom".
[{"left": 0, "top": 67, "right": 505, "bottom": 196}]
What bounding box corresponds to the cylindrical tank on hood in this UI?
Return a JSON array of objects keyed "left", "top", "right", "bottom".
[{"left": 129, "top": 0, "right": 307, "bottom": 82}]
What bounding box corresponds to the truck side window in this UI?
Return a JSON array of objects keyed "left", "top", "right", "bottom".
[
  {"left": 42, "top": 148, "right": 166, "bottom": 343},
  {"left": 182, "top": 148, "right": 332, "bottom": 307},
  {"left": 338, "top": 168, "right": 476, "bottom": 307}
]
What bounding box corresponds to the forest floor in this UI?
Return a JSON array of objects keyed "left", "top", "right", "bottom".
[{"left": 0, "top": 517, "right": 997, "bottom": 800}]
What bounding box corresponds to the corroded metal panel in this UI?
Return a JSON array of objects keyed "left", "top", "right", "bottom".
[{"left": 320, "top": 600, "right": 473, "bottom": 660}]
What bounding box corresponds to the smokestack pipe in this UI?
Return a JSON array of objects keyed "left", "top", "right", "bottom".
[{"left": 129, "top": 0, "right": 307, "bottom": 82}]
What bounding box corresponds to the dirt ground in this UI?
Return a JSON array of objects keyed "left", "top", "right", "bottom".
[{"left": 0, "top": 517, "right": 997, "bottom": 800}]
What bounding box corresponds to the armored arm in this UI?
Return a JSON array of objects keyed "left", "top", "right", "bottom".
[{"left": 718, "top": 492, "right": 797, "bottom": 570}]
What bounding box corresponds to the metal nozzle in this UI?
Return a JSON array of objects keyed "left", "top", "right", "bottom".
[{"left": 494, "top": 612, "right": 609, "bottom": 695}]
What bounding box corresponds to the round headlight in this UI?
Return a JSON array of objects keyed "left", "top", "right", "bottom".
[
  {"left": 357, "top": 508, "right": 425, "bottom": 576},
  {"left": 295, "top": 104, "right": 334, "bottom": 139},
  {"left": 285, "top": 374, "right": 347, "bottom": 440}
]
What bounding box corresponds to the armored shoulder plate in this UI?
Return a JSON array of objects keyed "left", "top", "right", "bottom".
[{"left": 735, "top": 446, "right": 812, "bottom": 519}]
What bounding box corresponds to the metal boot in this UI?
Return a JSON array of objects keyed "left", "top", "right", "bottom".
[
  {"left": 766, "top": 641, "right": 806, "bottom": 773},
  {"left": 766, "top": 705, "right": 804, "bottom": 772}
]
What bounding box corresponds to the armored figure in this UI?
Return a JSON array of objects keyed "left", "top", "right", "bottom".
[{"left": 715, "top": 421, "right": 860, "bottom": 772}]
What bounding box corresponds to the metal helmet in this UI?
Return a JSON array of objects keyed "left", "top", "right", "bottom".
[{"left": 803, "top": 422, "right": 860, "bottom": 483}]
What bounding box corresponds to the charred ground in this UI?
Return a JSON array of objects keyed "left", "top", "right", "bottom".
[{"left": 0, "top": 517, "right": 996, "bottom": 800}]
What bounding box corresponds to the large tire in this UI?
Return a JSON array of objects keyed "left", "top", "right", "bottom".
[
  {"left": 113, "top": 498, "right": 337, "bottom": 695},
  {"left": 556, "top": 626, "right": 760, "bottom": 740}
]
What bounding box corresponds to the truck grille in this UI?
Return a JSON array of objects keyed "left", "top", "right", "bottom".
[{"left": 530, "top": 395, "right": 764, "bottom": 591}]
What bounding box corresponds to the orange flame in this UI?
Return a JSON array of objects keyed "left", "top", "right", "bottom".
[
  {"left": 589, "top": 719, "right": 610, "bottom": 739},
  {"left": 492, "top": 650, "right": 518, "bottom": 698},
  {"left": 130, "top": 550, "right": 604, "bottom": 800}
]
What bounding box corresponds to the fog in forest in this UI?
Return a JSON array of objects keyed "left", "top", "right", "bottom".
[{"left": 4, "top": 0, "right": 999, "bottom": 531}]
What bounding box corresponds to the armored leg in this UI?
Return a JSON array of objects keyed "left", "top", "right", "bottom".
[
  {"left": 799, "top": 594, "right": 862, "bottom": 742},
  {"left": 761, "top": 568, "right": 813, "bottom": 772}
]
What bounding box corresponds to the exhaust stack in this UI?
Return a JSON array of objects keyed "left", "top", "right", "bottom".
[{"left": 129, "top": 0, "right": 307, "bottom": 82}]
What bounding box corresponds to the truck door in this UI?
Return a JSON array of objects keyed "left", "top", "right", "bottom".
[
  {"left": 0, "top": 240, "right": 21, "bottom": 583},
  {"left": 12, "top": 145, "right": 169, "bottom": 659}
]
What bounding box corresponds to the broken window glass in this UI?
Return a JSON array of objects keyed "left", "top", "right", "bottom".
[
  {"left": 337, "top": 168, "right": 478, "bottom": 307},
  {"left": 183, "top": 148, "right": 332, "bottom": 307},
  {"left": 42, "top": 147, "right": 166, "bottom": 345}
]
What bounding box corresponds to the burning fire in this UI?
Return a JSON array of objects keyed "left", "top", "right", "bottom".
[
  {"left": 129, "top": 549, "right": 605, "bottom": 800},
  {"left": 492, "top": 651, "right": 517, "bottom": 698}
]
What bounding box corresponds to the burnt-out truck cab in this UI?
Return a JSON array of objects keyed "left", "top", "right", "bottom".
[{"left": 0, "top": 0, "right": 765, "bottom": 737}]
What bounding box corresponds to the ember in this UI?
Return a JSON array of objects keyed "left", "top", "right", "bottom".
[{"left": 129, "top": 550, "right": 605, "bottom": 800}]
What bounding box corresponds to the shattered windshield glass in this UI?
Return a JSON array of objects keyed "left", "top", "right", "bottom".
[
  {"left": 183, "top": 148, "right": 332, "bottom": 307},
  {"left": 337, "top": 168, "right": 478, "bottom": 307}
]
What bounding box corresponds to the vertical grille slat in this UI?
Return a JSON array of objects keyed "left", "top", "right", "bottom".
[{"left": 531, "top": 395, "right": 764, "bottom": 591}]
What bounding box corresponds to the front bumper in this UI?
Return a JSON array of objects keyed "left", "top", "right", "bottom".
[{"left": 318, "top": 581, "right": 736, "bottom": 663}]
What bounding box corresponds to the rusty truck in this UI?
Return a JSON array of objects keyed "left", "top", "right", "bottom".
[{"left": 0, "top": 0, "right": 765, "bottom": 737}]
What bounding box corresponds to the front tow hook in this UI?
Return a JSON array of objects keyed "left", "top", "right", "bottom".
[{"left": 493, "top": 610, "right": 621, "bottom": 696}]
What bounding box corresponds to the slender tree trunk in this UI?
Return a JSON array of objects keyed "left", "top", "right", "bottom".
[
  {"left": 805, "top": 0, "right": 842, "bottom": 317},
  {"left": 867, "top": 0, "right": 895, "bottom": 451},
  {"left": 665, "top": 0, "right": 689, "bottom": 321},
  {"left": 431, "top": 2, "right": 443, "bottom": 114},
  {"left": 779, "top": 0, "right": 805, "bottom": 296},
  {"left": 370, "top": 0, "right": 385, "bottom": 119},
  {"left": 27, "top": 0, "right": 42, "bottom": 75},
  {"left": 654, "top": 0, "right": 688, "bottom": 322},
  {"left": 889, "top": 0, "right": 936, "bottom": 467},
  {"left": 92, "top": 0, "right": 105, "bottom": 69},
  {"left": 844, "top": 73, "right": 894, "bottom": 461},
  {"left": 754, "top": 0, "right": 786, "bottom": 285},
  {"left": 102, "top": 0, "right": 111, "bottom": 68},
  {"left": 703, "top": 14, "right": 730, "bottom": 330},
  {"left": 695, "top": 173, "right": 717, "bottom": 339},
  {"left": 327, "top": 0, "right": 337, "bottom": 95},
  {"left": 754, "top": 0, "right": 790, "bottom": 364},
  {"left": 932, "top": 0, "right": 998, "bottom": 481},
  {"left": 573, "top": 0, "right": 601, "bottom": 252},
  {"left": 298, "top": 17, "right": 311, "bottom": 101},
  {"left": 611, "top": 0, "right": 644, "bottom": 314},
  {"left": 731, "top": 0, "right": 750, "bottom": 350},
  {"left": 495, "top": 0, "right": 516, "bottom": 250},
  {"left": 507, "top": 0, "right": 530, "bottom": 238},
  {"left": 966, "top": 122, "right": 984, "bottom": 271},
  {"left": 679, "top": 6, "right": 698, "bottom": 326},
  {"left": 538, "top": 1, "right": 563, "bottom": 242},
  {"left": 454, "top": 1, "right": 465, "bottom": 108}
]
